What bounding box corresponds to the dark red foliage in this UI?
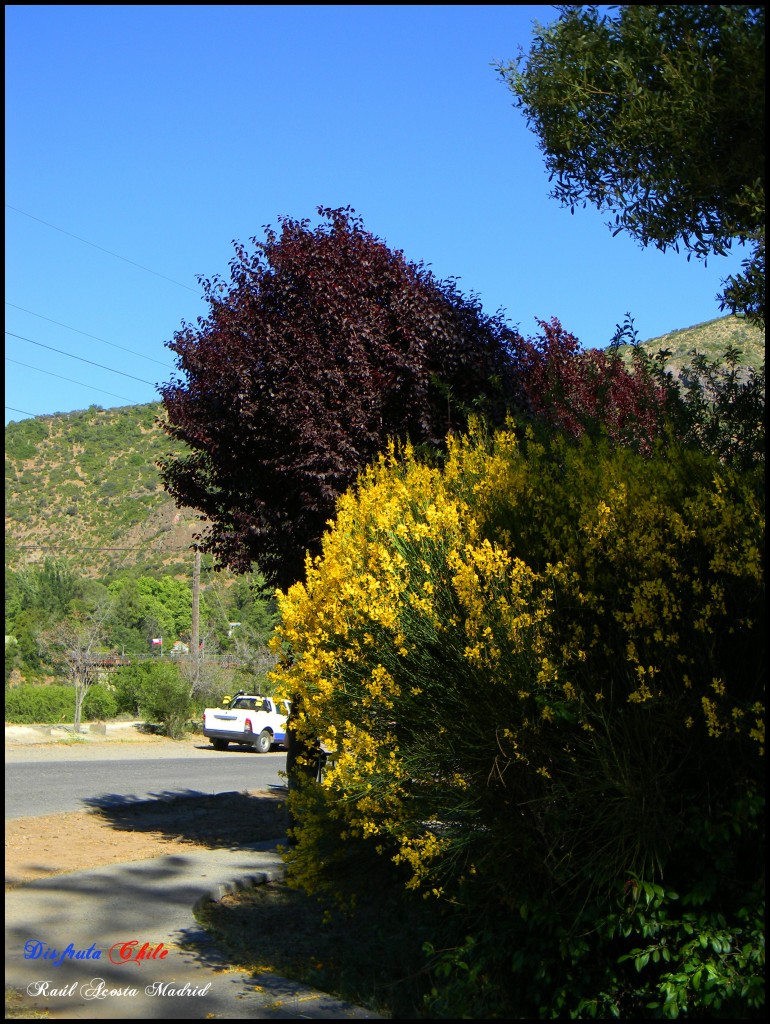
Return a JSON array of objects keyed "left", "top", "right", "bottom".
[
  {"left": 159, "top": 208, "right": 520, "bottom": 589},
  {"left": 514, "top": 318, "right": 671, "bottom": 453}
]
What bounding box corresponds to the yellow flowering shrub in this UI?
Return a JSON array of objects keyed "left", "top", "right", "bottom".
[{"left": 272, "top": 424, "right": 764, "bottom": 909}]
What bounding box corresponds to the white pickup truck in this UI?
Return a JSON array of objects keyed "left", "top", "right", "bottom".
[{"left": 202, "top": 693, "right": 291, "bottom": 753}]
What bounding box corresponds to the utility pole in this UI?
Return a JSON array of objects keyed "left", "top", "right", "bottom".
[{"left": 191, "top": 548, "right": 201, "bottom": 688}]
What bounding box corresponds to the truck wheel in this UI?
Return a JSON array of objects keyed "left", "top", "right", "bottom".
[
  {"left": 255, "top": 729, "right": 272, "bottom": 754},
  {"left": 212, "top": 739, "right": 228, "bottom": 751}
]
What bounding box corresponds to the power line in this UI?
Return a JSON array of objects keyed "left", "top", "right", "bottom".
[
  {"left": 5, "top": 302, "right": 173, "bottom": 369},
  {"left": 6, "top": 331, "right": 157, "bottom": 386},
  {"left": 6, "top": 357, "right": 138, "bottom": 403},
  {"left": 6, "top": 203, "right": 200, "bottom": 295},
  {"left": 5, "top": 405, "right": 38, "bottom": 418}
]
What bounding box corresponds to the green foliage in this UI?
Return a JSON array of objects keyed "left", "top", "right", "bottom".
[
  {"left": 498, "top": 5, "right": 765, "bottom": 325},
  {"left": 82, "top": 684, "right": 118, "bottom": 721},
  {"left": 273, "top": 424, "right": 764, "bottom": 1017},
  {"left": 4, "top": 683, "right": 117, "bottom": 724},
  {"left": 419, "top": 863, "right": 764, "bottom": 1018},
  {"left": 123, "top": 660, "right": 193, "bottom": 739},
  {"left": 227, "top": 574, "right": 279, "bottom": 645},
  {"left": 4, "top": 607, "right": 47, "bottom": 677},
  {"left": 613, "top": 867, "right": 765, "bottom": 1018},
  {"left": 112, "top": 664, "right": 145, "bottom": 716},
  {"left": 5, "top": 554, "right": 276, "bottom": 685},
  {"left": 4, "top": 416, "right": 49, "bottom": 460},
  {"left": 608, "top": 314, "right": 766, "bottom": 472},
  {"left": 4, "top": 684, "right": 74, "bottom": 724},
  {"left": 12, "top": 559, "right": 82, "bottom": 621},
  {"left": 109, "top": 575, "right": 193, "bottom": 643},
  {"left": 666, "top": 346, "right": 764, "bottom": 470}
]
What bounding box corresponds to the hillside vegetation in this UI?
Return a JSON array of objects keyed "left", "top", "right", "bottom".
[
  {"left": 613, "top": 313, "right": 764, "bottom": 376},
  {"left": 5, "top": 402, "right": 199, "bottom": 578}
]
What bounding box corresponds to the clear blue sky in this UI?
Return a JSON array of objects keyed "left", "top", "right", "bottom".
[{"left": 5, "top": 4, "right": 749, "bottom": 426}]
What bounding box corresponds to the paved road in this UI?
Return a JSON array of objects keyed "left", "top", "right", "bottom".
[{"left": 5, "top": 751, "right": 286, "bottom": 819}]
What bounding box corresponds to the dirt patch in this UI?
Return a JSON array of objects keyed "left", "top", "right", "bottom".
[
  {"left": 5, "top": 790, "right": 288, "bottom": 887},
  {"left": 5, "top": 720, "right": 195, "bottom": 753}
]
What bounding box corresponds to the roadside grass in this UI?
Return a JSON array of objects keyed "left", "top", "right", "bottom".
[
  {"left": 195, "top": 875, "right": 434, "bottom": 1018},
  {"left": 54, "top": 734, "right": 88, "bottom": 745}
]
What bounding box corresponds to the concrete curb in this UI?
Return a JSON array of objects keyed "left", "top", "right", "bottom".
[
  {"left": 5, "top": 849, "right": 384, "bottom": 1019},
  {"left": 191, "top": 865, "right": 285, "bottom": 910}
]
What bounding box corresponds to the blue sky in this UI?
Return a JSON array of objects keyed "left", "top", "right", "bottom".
[{"left": 5, "top": 4, "right": 749, "bottom": 426}]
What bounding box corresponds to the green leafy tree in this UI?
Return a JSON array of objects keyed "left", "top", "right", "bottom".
[
  {"left": 497, "top": 5, "right": 765, "bottom": 325},
  {"left": 5, "top": 561, "right": 88, "bottom": 680},
  {"left": 226, "top": 574, "right": 278, "bottom": 645},
  {"left": 107, "top": 574, "right": 198, "bottom": 650},
  {"left": 5, "top": 614, "right": 46, "bottom": 680},
  {"left": 104, "top": 576, "right": 152, "bottom": 655},
  {"left": 15, "top": 559, "right": 82, "bottom": 620},
  {"left": 134, "top": 576, "right": 193, "bottom": 641}
]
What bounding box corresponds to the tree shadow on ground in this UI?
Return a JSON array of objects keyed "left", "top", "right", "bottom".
[{"left": 82, "top": 789, "right": 289, "bottom": 848}]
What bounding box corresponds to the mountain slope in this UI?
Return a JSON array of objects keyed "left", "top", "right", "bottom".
[
  {"left": 612, "top": 314, "right": 764, "bottom": 375},
  {"left": 5, "top": 403, "right": 200, "bottom": 578}
]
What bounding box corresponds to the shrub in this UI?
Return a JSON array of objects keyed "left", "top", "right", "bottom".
[
  {"left": 5, "top": 683, "right": 117, "bottom": 724},
  {"left": 134, "top": 661, "right": 193, "bottom": 739},
  {"left": 272, "top": 423, "right": 764, "bottom": 1016},
  {"left": 82, "top": 684, "right": 118, "bottom": 721},
  {"left": 112, "top": 664, "right": 146, "bottom": 716},
  {"left": 4, "top": 684, "right": 74, "bottom": 724}
]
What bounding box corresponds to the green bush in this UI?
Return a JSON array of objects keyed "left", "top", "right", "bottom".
[
  {"left": 82, "top": 684, "right": 118, "bottom": 721},
  {"left": 135, "top": 661, "right": 193, "bottom": 739},
  {"left": 5, "top": 684, "right": 74, "bottom": 724},
  {"left": 112, "top": 664, "right": 146, "bottom": 716},
  {"left": 5, "top": 683, "right": 117, "bottom": 724}
]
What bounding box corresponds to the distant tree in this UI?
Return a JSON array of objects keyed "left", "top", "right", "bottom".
[
  {"left": 104, "top": 576, "right": 150, "bottom": 656},
  {"left": 5, "top": 561, "right": 88, "bottom": 681},
  {"left": 159, "top": 207, "right": 519, "bottom": 590},
  {"left": 225, "top": 574, "right": 278, "bottom": 646},
  {"left": 497, "top": 5, "right": 765, "bottom": 326},
  {"left": 15, "top": 559, "right": 82, "bottom": 620},
  {"left": 106, "top": 574, "right": 200, "bottom": 652},
  {"left": 41, "top": 608, "right": 109, "bottom": 732}
]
